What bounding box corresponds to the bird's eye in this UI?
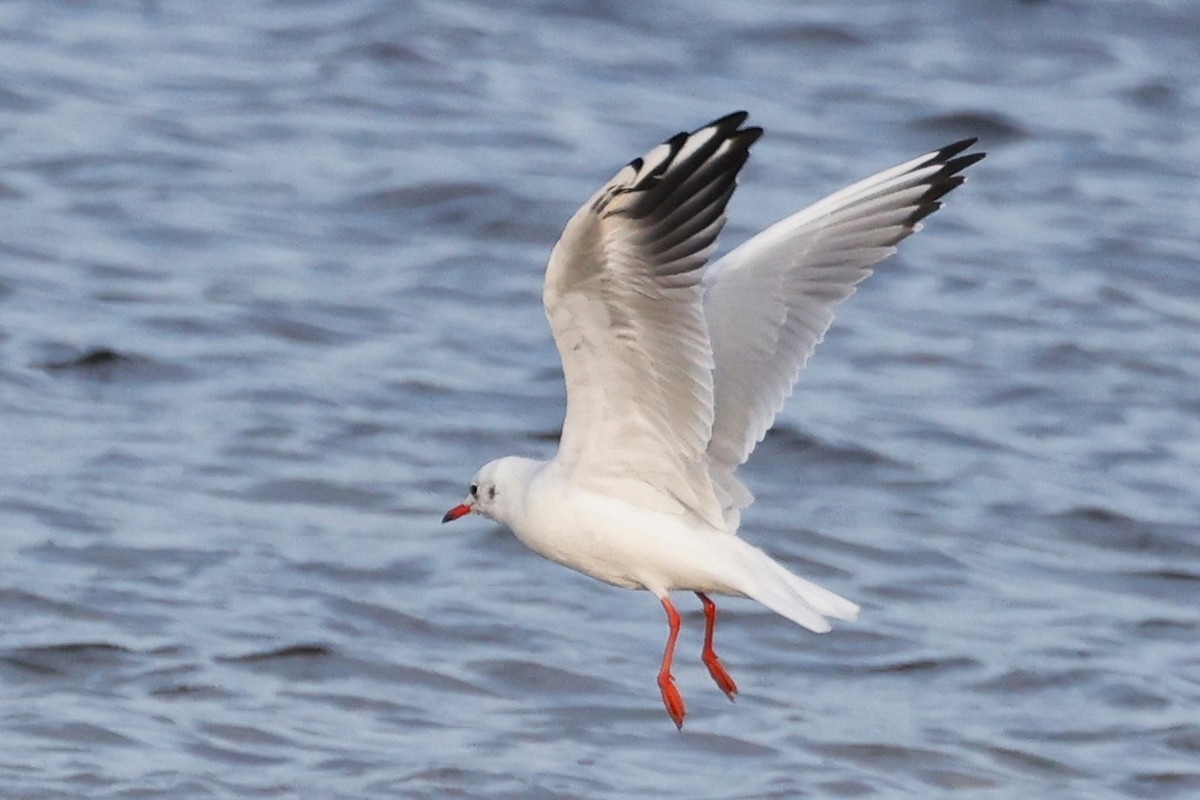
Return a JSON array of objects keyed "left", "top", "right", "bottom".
[{"left": 469, "top": 484, "right": 478, "bottom": 497}]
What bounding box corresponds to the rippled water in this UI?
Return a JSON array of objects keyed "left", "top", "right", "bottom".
[{"left": 3, "top": 1, "right": 1199, "bottom": 797}]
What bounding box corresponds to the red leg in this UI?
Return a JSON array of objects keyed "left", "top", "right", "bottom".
[
  {"left": 696, "top": 592, "right": 738, "bottom": 701},
  {"left": 657, "top": 595, "right": 686, "bottom": 729}
]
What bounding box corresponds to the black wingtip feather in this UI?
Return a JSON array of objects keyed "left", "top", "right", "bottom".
[
  {"left": 617, "top": 112, "right": 761, "bottom": 220},
  {"left": 906, "top": 140, "right": 985, "bottom": 226},
  {"left": 935, "top": 137, "right": 980, "bottom": 161},
  {"left": 623, "top": 113, "right": 759, "bottom": 176},
  {"left": 948, "top": 151, "right": 987, "bottom": 172},
  {"left": 707, "top": 110, "right": 752, "bottom": 131}
]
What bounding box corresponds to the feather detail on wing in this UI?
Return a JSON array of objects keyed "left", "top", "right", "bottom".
[
  {"left": 545, "top": 113, "right": 762, "bottom": 530},
  {"left": 703, "top": 139, "right": 986, "bottom": 523}
]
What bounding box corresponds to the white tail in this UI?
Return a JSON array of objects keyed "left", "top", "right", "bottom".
[{"left": 738, "top": 541, "right": 860, "bottom": 633}]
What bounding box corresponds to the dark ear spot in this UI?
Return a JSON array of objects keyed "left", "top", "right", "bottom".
[{"left": 488, "top": 486, "right": 497, "bottom": 500}]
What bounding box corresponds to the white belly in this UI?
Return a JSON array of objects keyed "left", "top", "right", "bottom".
[{"left": 512, "top": 470, "right": 751, "bottom": 597}]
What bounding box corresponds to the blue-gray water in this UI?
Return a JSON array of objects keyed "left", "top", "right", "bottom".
[{"left": 2, "top": 1, "right": 1198, "bottom": 798}]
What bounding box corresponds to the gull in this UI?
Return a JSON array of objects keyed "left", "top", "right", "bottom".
[{"left": 443, "top": 112, "right": 983, "bottom": 728}]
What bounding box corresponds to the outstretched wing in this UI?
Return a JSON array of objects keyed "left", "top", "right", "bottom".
[
  {"left": 703, "top": 139, "right": 985, "bottom": 522},
  {"left": 544, "top": 113, "right": 762, "bottom": 530}
]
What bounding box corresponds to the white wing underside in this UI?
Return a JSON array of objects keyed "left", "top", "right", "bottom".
[
  {"left": 545, "top": 113, "right": 982, "bottom": 533},
  {"left": 704, "top": 140, "right": 983, "bottom": 526}
]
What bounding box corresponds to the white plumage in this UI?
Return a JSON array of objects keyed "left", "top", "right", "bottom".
[{"left": 444, "top": 112, "right": 983, "bottom": 728}]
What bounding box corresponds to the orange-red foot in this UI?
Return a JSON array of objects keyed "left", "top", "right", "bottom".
[
  {"left": 658, "top": 671, "right": 686, "bottom": 730},
  {"left": 696, "top": 591, "right": 738, "bottom": 701},
  {"left": 657, "top": 595, "right": 687, "bottom": 729},
  {"left": 702, "top": 651, "right": 738, "bottom": 701}
]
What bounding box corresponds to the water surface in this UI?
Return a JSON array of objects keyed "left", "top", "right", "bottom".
[{"left": 2, "top": 1, "right": 1199, "bottom": 797}]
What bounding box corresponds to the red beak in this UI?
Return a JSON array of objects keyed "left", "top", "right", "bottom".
[{"left": 441, "top": 503, "right": 471, "bottom": 523}]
